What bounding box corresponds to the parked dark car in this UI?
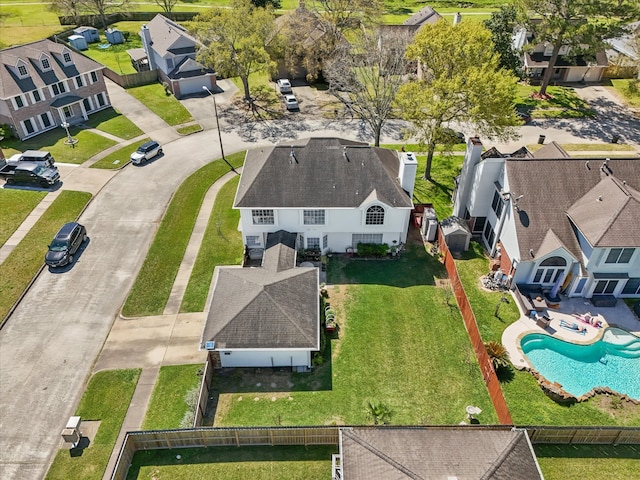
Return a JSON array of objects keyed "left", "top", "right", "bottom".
[
  {"left": 438, "top": 128, "right": 465, "bottom": 144},
  {"left": 45, "top": 222, "right": 87, "bottom": 267},
  {"left": 516, "top": 110, "right": 532, "bottom": 124},
  {"left": 1, "top": 161, "right": 59, "bottom": 188}
]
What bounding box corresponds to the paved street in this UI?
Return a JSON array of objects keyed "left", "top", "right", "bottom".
[{"left": 0, "top": 80, "right": 638, "bottom": 480}]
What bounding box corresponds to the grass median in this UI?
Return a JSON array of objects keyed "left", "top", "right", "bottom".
[
  {"left": 45, "top": 369, "right": 141, "bottom": 480},
  {"left": 90, "top": 138, "right": 150, "bottom": 170},
  {"left": 0, "top": 190, "right": 92, "bottom": 324},
  {"left": 122, "top": 152, "right": 245, "bottom": 317},
  {"left": 0, "top": 189, "right": 47, "bottom": 247},
  {"left": 84, "top": 107, "right": 144, "bottom": 140},
  {"left": 180, "top": 175, "right": 242, "bottom": 313}
]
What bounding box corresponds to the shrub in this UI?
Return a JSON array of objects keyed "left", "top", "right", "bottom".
[
  {"left": 367, "top": 400, "right": 392, "bottom": 425},
  {"left": 356, "top": 242, "right": 389, "bottom": 257},
  {"left": 484, "top": 341, "right": 511, "bottom": 370}
]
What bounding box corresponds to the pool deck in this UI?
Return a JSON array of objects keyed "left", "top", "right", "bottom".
[{"left": 502, "top": 295, "right": 640, "bottom": 370}]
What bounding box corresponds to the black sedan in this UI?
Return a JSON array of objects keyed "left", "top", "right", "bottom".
[{"left": 45, "top": 222, "right": 87, "bottom": 267}]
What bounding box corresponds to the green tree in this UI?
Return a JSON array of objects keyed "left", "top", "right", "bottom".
[
  {"left": 195, "top": 0, "right": 276, "bottom": 105},
  {"left": 325, "top": 28, "right": 410, "bottom": 146},
  {"left": 484, "top": 341, "right": 511, "bottom": 371},
  {"left": 484, "top": 5, "right": 522, "bottom": 78},
  {"left": 251, "top": 0, "right": 280, "bottom": 7},
  {"left": 396, "top": 21, "right": 519, "bottom": 180},
  {"left": 517, "top": 0, "right": 640, "bottom": 95}
]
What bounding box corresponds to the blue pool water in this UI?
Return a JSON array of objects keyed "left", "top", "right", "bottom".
[{"left": 520, "top": 328, "right": 640, "bottom": 399}]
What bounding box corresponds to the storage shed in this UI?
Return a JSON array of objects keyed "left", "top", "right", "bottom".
[
  {"left": 440, "top": 216, "right": 471, "bottom": 253},
  {"left": 68, "top": 35, "right": 88, "bottom": 51},
  {"left": 105, "top": 28, "right": 124, "bottom": 44},
  {"left": 73, "top": 26, "right": 99, "bottom": 43}
]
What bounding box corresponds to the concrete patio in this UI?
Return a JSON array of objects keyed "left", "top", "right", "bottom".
[{"left": 502, "top": 295, "right": 640, "bottom": 370}]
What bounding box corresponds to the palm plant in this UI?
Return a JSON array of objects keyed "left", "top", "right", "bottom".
[{"left": 484, "top": 341, "right": 511, "bottom": 370}]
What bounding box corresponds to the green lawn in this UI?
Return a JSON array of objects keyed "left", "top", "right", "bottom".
[
  {"left": 211, "top": 245, "right": 498, "bottom": 427},
  {"left": 126, "top": 84, "right": 195, "bottom": 126},
  {"left": 413, "top": 155, "right": 464, "bottom": 219},
  {"left": 0, "top": 128, "right": 117, "bottom": 165},
  {"left": 45, "top": 369, "right": 141, "bottom": 480},
  {"left": 535, "top": 444, "right": 640, "bottom": 480},
  {"left": 0, "top": 190, "right": 92, "bottom": 324},
  {"left": 608, "top": 79, "right": 640, "bottom": 108},
  {"left": 126, "top": 445, "right": 336, "bottom": 480},
  {"left": 81, "top": 22, "right": 146, "bottom": 75},
  {"left": 84, "top": 107, "right": 144, "bottom": 140},
  {"left": 455, "top": 242, "right": 640, "bottom": 426},
  {"left": 180, "top": 175, "right": 243, "bottom": 312},
  {"left": 122, "top": 152, "right": 245, "bottom": 317},
  {"left": 516, "top": 84, "right": 595, "bottom": 118},
  {"left": 176, "top": 124, "right": 203, "bottom": 135},
  {"left": 0, "top": 189, "right": 47, "bottom": 247},
  {"left": 90, "top": 138, "right": 150, "bottom": 169},
  {"left": 142, "top": 364, "right": 203, "bottom": 430}
]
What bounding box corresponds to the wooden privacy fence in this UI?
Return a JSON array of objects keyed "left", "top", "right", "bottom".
[
  {"left": 102, "top": 68, "right": 158, "bottom": 89},
  {"left": 59, "top": 11, "right": 201, "bottom": 27},
  {"left": 437, "top": 227, "right": 513, "bottom": 425},
  {"left": 193, "top": 352, "right": 216, "bottom": 427},
  {"left": 110, "top": 426, "right": 340, "bottom": 480},
  {"left": 109, "top": 424, "right": 640, "bottom": 479}
]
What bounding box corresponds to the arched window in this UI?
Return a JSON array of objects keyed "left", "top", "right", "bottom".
[
  {"left": 366, "top": 205, "right": 385, "bottom": 225},
  {"left": 540, "top": 256, "right": 566, "bottom": 266}
]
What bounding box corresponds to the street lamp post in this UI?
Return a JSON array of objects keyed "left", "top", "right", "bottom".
[
  {"left": 61, "top": 121, "right": 77, "bottom": 148},
  {"left": 202, "top": 86, "right": 235, "bottom": 173}
]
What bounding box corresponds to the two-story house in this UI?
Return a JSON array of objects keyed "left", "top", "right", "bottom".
[
  {"left": 513, "top": 25, "right": 608, "bottom": 83},
  {"left": 138, "top": 14, "right": 216, "bottom": 99},
  {"left": 453, "top": 138, "right": 640, "bottom": 301},
  {"left": 233, "top": 137, "right": 417, "bottom": 256},
  {"left": 0, "top": 39, "right": 110, "bottom": 140}
]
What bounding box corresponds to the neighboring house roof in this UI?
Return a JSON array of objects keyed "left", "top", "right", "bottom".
[
  {"left": 525, "top": 51, "right": 609, "bottom": 68},
  {"left": 202, "top": 231, "right": 319, "bottom": 350},
  {"left": 607, "top": 21, "right": 640, "bottom": 61},
  {"left": 145, "top": 14, "right": 199, "bottom": 58},
  {"left": 127, "top": 48, "right": 147, "bottom": 62},
  {"left": 339, "top": 427, "right": 543, "bottom": 480},
  {"left": 234, "top": 138, "right": 413, "bottom": 209},
  {"left": 440, "top": 216, "right": 471, "bottom": 235},
  {"left": 0, "top": 39, "right": 103, "bottom": 99},
  {"left": 402, "top": 6, "right": 442, "bottom": 27},
  {"left": 273, "top": 5, "right": 329, "bottom": 49},
  {"left": 502, "top": 147, "right": 640, "bottom": 262}
]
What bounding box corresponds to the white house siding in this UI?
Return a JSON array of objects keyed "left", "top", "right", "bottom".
[
  {"left": 238, "top": 206, "right": 412, "bottom": 252},
  {"left": 465, "top": 159, "right": 504, "bottom": 218},
  {"left": 583, "top": 247, "right": 640, "bottom": 298},
  {"left": 219, "top": 349, "right": 311, "bottom": 368}
]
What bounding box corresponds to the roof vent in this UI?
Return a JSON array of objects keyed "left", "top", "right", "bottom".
[
  {"left": 289, "top": 146, "right": 297, "bottom": 164},
  {"left": 597, "top": 195, "right": 603, "bottom": 202},
  {"left": 343, "top": 146, "right": 348, "bottom": 161},
  {"left": 585, "top": 160, "right": 590, "bottom": 170},
  {"left": 529, "top": 249, "right": 535, "bottom": 258}
]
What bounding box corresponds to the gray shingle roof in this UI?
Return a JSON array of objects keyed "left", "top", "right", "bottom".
[
  {"left": 402, "top": 6, "right": 442, "bottom": 27},
  {"left": 234, "top": 138, "right": 413, "bottom": 209},
  {"left": 0, "top": 39, "right": 103, "bottom": 98},
  {"left": 340, "top": 427, "right": 543, "bottom": 480},
  {"left": 145, "top": 14, "right": 199, "bottom": 58},
  {"left": 505, "top": 156, "right": 640, "bottom": 261},
  {"left": 263, "top": 231, "right": 297, "bottom": 273},
  {"left": 202, "top": 265, "right": 319, "bottom": 350}
]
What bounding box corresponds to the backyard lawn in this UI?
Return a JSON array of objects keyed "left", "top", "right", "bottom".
[
  {"left": 455, "top": 242, "right": 640, "bottom": 427},
  {"left": 126, "top": 445, "right": 336, "bottom": 480},
  {"left": 607, "top": 79, "right": 640, "bottom": 108},
  {"left": 209, "top": 242, "right": 498, "bottom": 427},
  {"left": 45, "top": 369, "right": 140, "bottom": 480},
  {"left": 81, "top": 22, "right": 145, "bottom": 75}
]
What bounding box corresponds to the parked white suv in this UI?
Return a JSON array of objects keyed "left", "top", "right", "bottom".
[
  {"left": 276, "top": 79, "right": 292, "bottom": 94},
  {"left": 130, "top": 140, "right": 162, "bottom": 165}
]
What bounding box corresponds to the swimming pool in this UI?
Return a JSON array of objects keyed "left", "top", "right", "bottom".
[{"left": 520, "top": 328, "right": 640, "bottom": 400}]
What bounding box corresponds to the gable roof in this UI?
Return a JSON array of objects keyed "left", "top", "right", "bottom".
[
  {"left": 0, "top": 39, "right": 103, "bottom": 98},
  {"left": 145, "top": 14, "right": 198, "bottom": 57},
  {"left": 340, "top": 427, "right": 543, "bottom": 480},
  {"left": 234, "top": 138, "right": 413, "bottom": 209},
  {"left": 505, "top": 155, "right": 640, "bottom": 261},
  {"left": 402, "top": 6, "right": 442, "bottom": 28},
  {"left": 168, "top": 56, "right": 212, "bottom": 79},
  {"left": 202, "top": 263, "right": 318, "bottom": 350}
]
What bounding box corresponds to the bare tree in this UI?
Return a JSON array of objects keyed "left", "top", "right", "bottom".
[
  {"left": 80, "top": 0, "right": 129, "bottom": 28},
  {"left": 154, "top": 0, "right": 179, "bottom": 17},
  {"left": 325, "top": 28, "right": 410, "bottom": 146},
  {"left": 49, "top": 0, "right": 83, "bottom": 26}
]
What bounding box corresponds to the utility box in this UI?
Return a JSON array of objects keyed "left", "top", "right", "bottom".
[
  {"left": 61, "top": 416, "right": 82, "bottom": 447},
  {"left": 421, "top": 207, "right": 438, "bottom": 242}
]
